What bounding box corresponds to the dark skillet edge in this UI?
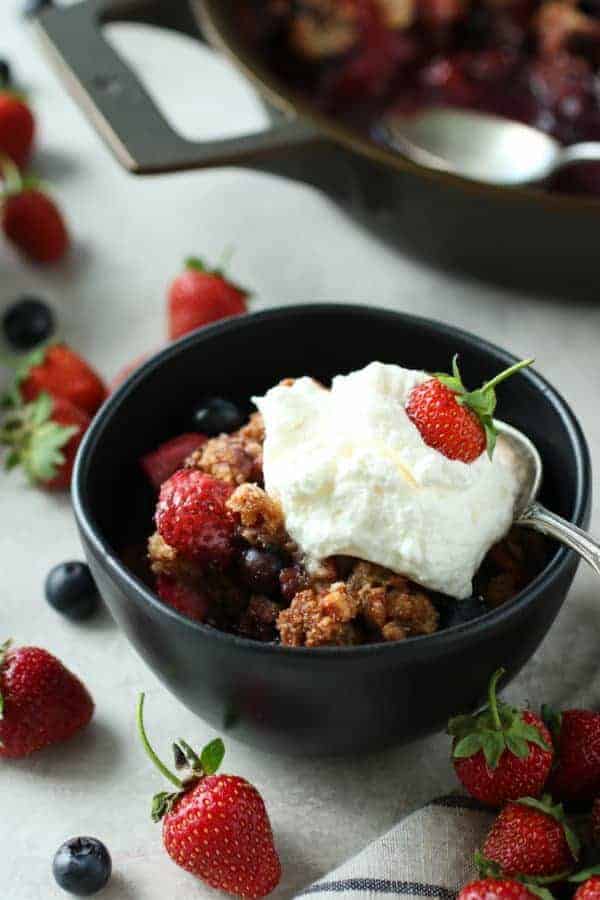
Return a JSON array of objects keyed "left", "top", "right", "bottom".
[
  {"left": 72, "top": 303, "right": 592, "bottom": 660},
  {"left": 195, "top": 0, "right": 600, "bottom": 215}
]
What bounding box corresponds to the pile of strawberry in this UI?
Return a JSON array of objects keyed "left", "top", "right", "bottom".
[
  {"left": 452, "top": 669, "right": 600, "bottom": 900},
  {"left": 1, "top": 344, "right": 107, "bottom": 489},
  {"left": 0, "top": 85, "right": 69, "bottom": 264}
]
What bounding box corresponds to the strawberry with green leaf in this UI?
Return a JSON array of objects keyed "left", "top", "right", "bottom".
[
  {"left": 406, "top": 356, "right": 534, "bottom": 462},
  {"left": 168, "top": 255, "right": 249, "bottom": 340},
  {"left": 1, "top": 392, "right": 89, "bottom": 490},
  {"left": 15, "top": 342, "right": 107, "bottom": 417},
  {"left": 137, "top": 694, "right": 281, "bottom": 898},
  {"left": 448, "top": 668, "right": 553, "bottom": 807}
]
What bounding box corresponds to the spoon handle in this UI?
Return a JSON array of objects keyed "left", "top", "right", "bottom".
[
  {"left": 557, "top": 142, "right": 600, "bottom": 172},
  {"left": 519, "top": 502, "right": 600, "bottom": 575}
]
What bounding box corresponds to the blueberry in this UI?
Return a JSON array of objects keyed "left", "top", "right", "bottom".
[
  {"left": 191, "top": 397, "right": 244, "bottom": 436},
  {"left": 45, "top": 562, "right": 100, "bottom": 621},
  {"left": 2, "top": 297, "right": 55, "bottom": 350},
  {"left": 23, "top": 0, "right": 53, "bottom": 17},
  {"left": 441, "top": 595, "right": 488, "bottom": 630},
  {"left": 240, "top": 548, "right": 284, "bottom": 593},
  {"left": 0, "top": 60, "right": 11, "bottom": 87},
  {"left": 53, "top": 837, "right": 111, "bottom": 896}
]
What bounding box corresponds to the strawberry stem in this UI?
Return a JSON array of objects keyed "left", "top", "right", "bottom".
[
  {"left": 479, "top": 358, "right": 535, "bottom": 394},
  {"left": 136, "top": 693, "right": 183, "bottom": 790},
  {"left": 0, "top": 153, "right": 22, "bottom": 197},
  {"left": 487, "top": 668, "right": 505, "bottom": 730}
]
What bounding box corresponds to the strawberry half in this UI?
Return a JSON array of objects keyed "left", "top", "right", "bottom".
[
  {"left": 141, "top": 433, "right": 207, "bottom": 491},
  {"left": 448, "top": 668, "right": 553, "bottom": 808},
  {"left": 406, "top": 355, "right": 534, "bottom": 463},
  {"left": 1, "top": 392, "right": 90, "bottom": 490},
  {"left": 137, "top": 694, "right": 281, "bottom": 898},
  {"left": 168, "top": 256, "right": 248, "bottom": 341}
]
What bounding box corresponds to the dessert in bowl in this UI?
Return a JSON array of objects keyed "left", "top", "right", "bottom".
[
  {"left": 72, "top": 305, "right": 590, "bottom": 754},
  {"left": 147, "top": 361, "right": 547, "bottom": 647}
]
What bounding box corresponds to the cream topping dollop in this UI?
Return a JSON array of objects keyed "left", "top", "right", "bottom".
[{"left": 253, "top": 362, "right": 518, "bottom": 599}]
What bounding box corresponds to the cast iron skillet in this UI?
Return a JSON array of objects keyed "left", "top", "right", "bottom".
[
  {"left": 72, "top": 305, "right": 591, "bottom": 755},
  {"left": 33, "top": 0, "right": 600, "bottom": 294}
]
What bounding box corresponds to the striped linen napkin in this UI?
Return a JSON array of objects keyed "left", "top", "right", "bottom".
[{"left": 297, "top": 796, "right": 494, "bottom": 900}]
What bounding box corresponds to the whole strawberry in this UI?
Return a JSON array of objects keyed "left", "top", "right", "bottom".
[
  {"left": 2, "top": 175, "right": 69, "bottom": 264},
  {"left": 478, "top": 796, "right": 579, "bottom": 880},
  {"left": 16, "top": 343, "right": 107, "bottom": 416},
  {"left": 1, "top": 392, "right": 90, "bottom": 490},
  {"left": 448, "top": 668, "right": 553, "bottom": 807},
  {"left": 0, "top": 640, "right": 94, "bottom": 757},
  {"left": 572, "top": 876, "right": 600, "bottom": 900},
  {"left": 543, "top": 707, "right": 600, "bottom": 806},
  {"left": 406, "top": 355, "right": 533, "bottom": 463},
  {"left": 458, "top": 878, "right": 543, "bottom": 900},
  {"left": 141, "top": 433, "right": 207, "bottom": 491},
  {"left": 168, "top": 257, "right": 248, "bottom": 341},
  {"left": 137, "top": 694, "right": 281, "bottom": 898},
  {"left": 0, "top": 91, "right": 35, "bottom": 168},
  {"left": 155, "top": 469, "right": 236, "bottom": 565}
]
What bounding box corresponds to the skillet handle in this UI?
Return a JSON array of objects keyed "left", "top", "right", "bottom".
[{"left": 34, "top": 0, "right": 318, "bottom": 175}]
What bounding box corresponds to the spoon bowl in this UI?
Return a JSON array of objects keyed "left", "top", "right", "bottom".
[
  {"left": 381, "top": 107, "right": 600, "bottom": 187},
  {"left": 497, "top": 421, "right": 600, "bottom": 573}
]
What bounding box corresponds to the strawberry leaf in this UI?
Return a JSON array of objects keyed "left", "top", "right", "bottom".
[
  {"left": 200, "top": 737, "right": 225, "bottom": 775},
  {"left": 0, "top": 639, "right": 12, "bottom": 719},
  {"left": 24, "top": 419, "right": 78, "bottom": 483},
  {"left": 541, "top": 704, "right": 562, "bottom": 746},
  {"left": 569, "top": 867, "right": 600, "bottom": 883},
  {"left": 185, "top": 256, "right": 208, "bottom": 273},
  {"left": 151, "top": 791, "right": 178, "bottom": 823}
]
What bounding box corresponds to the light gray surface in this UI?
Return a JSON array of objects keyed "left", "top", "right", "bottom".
[{"left": 1, "top": 4, "right": 599, "bottom": 899}]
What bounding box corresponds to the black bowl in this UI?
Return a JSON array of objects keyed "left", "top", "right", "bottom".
[{"left": 73, "top": 305, "right": 591, "bottom": 755}]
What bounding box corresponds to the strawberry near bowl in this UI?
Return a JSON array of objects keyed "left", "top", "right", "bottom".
[{"left": 71, "top": 305, "right": 591, "bottom": 756}]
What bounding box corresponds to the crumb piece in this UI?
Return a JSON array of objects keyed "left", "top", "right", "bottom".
[
  {"left": 227, "top": 483, "right": 291, "bottom": 551},
  {"left": 348, "top": 561, "right": 439, "bottom": 639},
  {"left": 186, "top": 432, "right": 263, "bottom": 486},
  {"left": 278, "top": 583, "right": 361, "bottom": 647},
  {"left": 238, "top": 411, "right": 265, "bottom": 444},
  {"left": 377, "top": 0, "right": 415, "bottom": 28},
  {"left": 289, "top": 0, "right": 360, "bottom": 59},
  {"left": 147, "top": 532, "right": 202, "bottom": 579}
]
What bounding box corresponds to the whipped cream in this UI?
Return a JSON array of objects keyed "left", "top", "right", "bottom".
[{"left": 253, "top": 362, "right": 518, "bottom": 600}]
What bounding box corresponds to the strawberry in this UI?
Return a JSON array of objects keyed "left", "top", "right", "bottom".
[
  {"left": 155, "top": 469, "right": 237, "bottom": 566},
  {"left": 0, "top": 640, "right": 94, "bottom": 758},
  {"left": 477, "top": 796, "right": 579, "bottom": 880},
  {"left": 0, "top": 92, "right": 35, "bottom": 169},
  {"left": 137, "top": 694, "right": 281, "bottom": 898},
  {"left": 168, "top": 257, "right": 248, "bottom": 341},
  {"left": 405, "top": 356, "right": 533, "bottom": 463},
  {"left": 1, "top": 392, "right": 90, "bottom": 490},
  {"left": 155, "top": 575, "right": 210, "bottom": 623},
  {"left": 16, "top": 343, "right": 107, "bottom": 416},
  {"left": 458, "top": 878, "right": 543, "bottom": 900},
  {"left": 141, "top": 433, "right": 207, "bottom": 491},
  {"left": 448, "top": 668, "right": 553, "bottom": 808},
  {"left": 543, "top": 707, "right": 600, "bottom": 806},
  {"left": 2, "top": 169, "right": 69, "bottom": 263},
  {"left": 572, "top": 877, "right": 600, "bottom": 900}
]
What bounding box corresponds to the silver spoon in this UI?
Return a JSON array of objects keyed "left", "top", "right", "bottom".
[
  {"left": 381, "top": 107, "right": 600, "bottom": 187},
  {"left": 496, "top": 422, "right": 600, "bottom": 573}
]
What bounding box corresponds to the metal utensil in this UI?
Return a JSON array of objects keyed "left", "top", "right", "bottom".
[
  {"left": 381, "top": 107, "right": 600, "bottom": 186},
  {"left": 496, "top": 422, "right": 600, "bottom": 573}
]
